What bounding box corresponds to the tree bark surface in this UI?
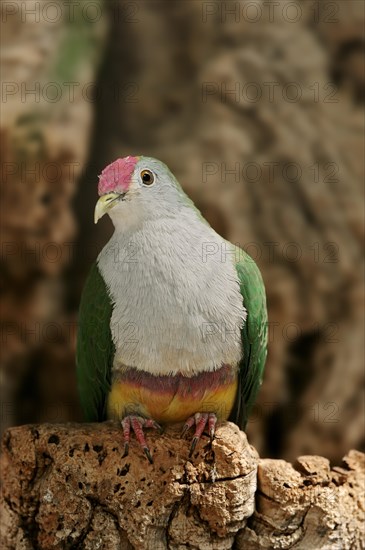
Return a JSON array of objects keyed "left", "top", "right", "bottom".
[{"left": 1, "top": 422, "right": 363, "bottom": 549}]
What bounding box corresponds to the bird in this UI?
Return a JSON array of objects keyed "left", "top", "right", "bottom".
[{"left": 76, "top": 156, "right": 267, "bottom": 463}]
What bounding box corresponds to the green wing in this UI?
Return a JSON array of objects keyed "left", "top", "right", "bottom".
[
  {"left": 76, "top": 262, "right": 115, "bottom": 421},
  {"left": 229, "top": 247, "right": 268, "bottom": 430}
]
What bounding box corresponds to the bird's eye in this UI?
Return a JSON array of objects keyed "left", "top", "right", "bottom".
[{"left": 140, "top": 169, "right": 155, "bottom": 186}]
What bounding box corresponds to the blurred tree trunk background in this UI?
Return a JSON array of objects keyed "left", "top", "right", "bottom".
[
  {"left": 0, "top": 0, "right": 106, "bottom": 430},
  {"left": 1, "top": 0, "right": 364, "bottom": 463}
]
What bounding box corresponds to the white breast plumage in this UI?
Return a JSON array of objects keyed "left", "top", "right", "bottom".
[{"left": 97, "top": 209, "right": 246, "bottom": 377}]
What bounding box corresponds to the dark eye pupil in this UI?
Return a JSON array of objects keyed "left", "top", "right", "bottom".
[{"left": 143, "top": 173, "right": 151, "bottom": 183}]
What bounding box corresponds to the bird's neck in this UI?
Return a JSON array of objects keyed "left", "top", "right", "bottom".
[
  {"left": 109, "top": 203, "right": 212, "bottom": 249},
  {"left": 109, "top": 199, "right": 198, "bottom": 236}
]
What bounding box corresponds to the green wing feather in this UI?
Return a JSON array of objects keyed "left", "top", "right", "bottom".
[
  {"left": 76, "top": 262, "right": 114, "bottom": 421},
  {"left": 229, "top": 246, "right": 268, "bottom": 430}
]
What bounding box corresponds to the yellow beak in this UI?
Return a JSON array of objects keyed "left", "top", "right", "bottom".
[{"left": 94, "top": 192, "right": 122, "bottom": 223}]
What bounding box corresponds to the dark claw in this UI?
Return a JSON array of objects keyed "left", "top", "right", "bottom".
[
  {"left": 181, "top": 426, "right": 189, "bottom": 439},
  {"left": 143, "top": 447, "right": 154, "bottom": 464},
  {"left": 122, "top": 442, "right": 129, "bottom": 458},
  {"left": 189, "top": 437, "right": 199, "bottom": 457}
]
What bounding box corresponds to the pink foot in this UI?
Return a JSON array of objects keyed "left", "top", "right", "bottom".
[
  {"left": 181, "top": 412, "right": 217, "bottom": 457},
  {"left": 121, "top": 415, "right": 162, "bottom": 464}
]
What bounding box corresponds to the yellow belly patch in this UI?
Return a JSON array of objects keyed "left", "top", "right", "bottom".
[{"left": 107, "top": 365, "right": 237, "bottom": 424}]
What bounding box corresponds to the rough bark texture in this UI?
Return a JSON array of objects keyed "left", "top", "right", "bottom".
[{"left": 1, "top": 422, "right": 364, "bottom": 550}]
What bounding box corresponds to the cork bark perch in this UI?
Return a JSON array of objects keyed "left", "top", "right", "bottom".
[{"left": 0, "top": 423, "right": 364, "bottom": 550}]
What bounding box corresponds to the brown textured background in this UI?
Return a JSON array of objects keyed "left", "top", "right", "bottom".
[{"left": 1, "top": 0, "right": 364, "bottom": 463}]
